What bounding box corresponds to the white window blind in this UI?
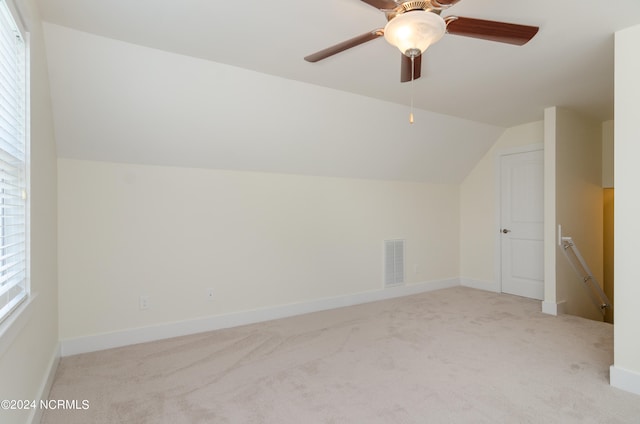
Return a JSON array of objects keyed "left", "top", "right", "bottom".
[{"left": 0, "top": 0, "right": 28, "bottom": 324}]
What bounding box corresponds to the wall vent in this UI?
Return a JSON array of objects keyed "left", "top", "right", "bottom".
[{"left": 384, "top": 239, "right": 405, "bottom": 287}]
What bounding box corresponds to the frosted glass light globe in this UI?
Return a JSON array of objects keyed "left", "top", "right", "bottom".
[{"left": 384, "top": 11, "right": 446, "bottom": 57}]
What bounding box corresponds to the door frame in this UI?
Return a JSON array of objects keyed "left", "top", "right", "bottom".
[{"left": 494, "top": 143, "right": 544, "bottom": 295}]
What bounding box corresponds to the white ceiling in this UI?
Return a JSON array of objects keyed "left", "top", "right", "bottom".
[
  {"left": 43, "top": 22, "right": 504, "bottom": 183},
  {"left": 35, "top": 1, "right": 640, "bottom": 183},
  {"left": 36, "top": 0, "right": 640, "bottom": 127}
]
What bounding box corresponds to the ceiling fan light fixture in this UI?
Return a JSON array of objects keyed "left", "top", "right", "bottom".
[{"left": 384, "top": 11, "right": 446, "bottom": 57}]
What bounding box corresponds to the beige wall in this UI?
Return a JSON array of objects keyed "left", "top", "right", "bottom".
[
  {"left": 612, "top": 23, "right": 640, "bottom": 394},
  {"left": 460, "top": 121, "right": 543, "bottom": 288},
  {"left": 602, "top": 120, "right": 614, "bottom": 188},
  {"left": 545, "top": 107, "right": 603, "bottom": 321},
  {"left": 0, "top": 1, "right": 59, "bottom": 423},
  {"left": 603, "top": 188, "right": 614, "bottom": 324},
  {"left": 58, "top": 159, "right": 460, "bottom": 340}
]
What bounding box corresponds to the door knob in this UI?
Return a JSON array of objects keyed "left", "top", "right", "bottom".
[{"left": 502, "top": 228, "right": 511, "bottom": 234}]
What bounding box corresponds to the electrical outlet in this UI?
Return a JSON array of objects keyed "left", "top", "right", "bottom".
[
  {"left": 139, "top": 295, "right": 150, "bottom": 310},
  {"left": 206, "top": 288, "right": 214, "bottom": 301}
]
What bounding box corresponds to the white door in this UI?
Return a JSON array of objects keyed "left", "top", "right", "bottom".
[{"left": 500, "top": 149, "right": 544, "bottom": 300}]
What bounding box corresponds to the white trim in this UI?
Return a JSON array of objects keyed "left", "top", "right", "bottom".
[
  {"left": 28, "top": 343, "right": 61, "bottom": 424},
  {"left": 0, "top": 292, "right": 37, "bottom": 359},
  {"left": 495, "top": 143, "right": 545, "bottom": 158},
  {"left": 610, "top": 365, "right": 640, "bottom": 396},
  {"left": 61, "top": 278, "right": 460, "bottom": 356},
  {"left": 0, "top": 0, "right": 31, "bottom": 328},
  {"left": 4, "top": 0, "right": 29, "bottom": 35},
  {"left": 541, "top": 300, "right": 566, "bottom": 316},
  {"left": 460, "top": 278, "right": 499, "bottom": 293},
  {"left": 494, "top": 143, "right": 544, "bottom": 296}
]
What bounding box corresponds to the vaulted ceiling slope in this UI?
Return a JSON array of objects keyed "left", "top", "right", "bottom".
[
  {"left": 42, "top": 23, "right": 503, "bottom": 183},
  {"left": 37, "top": 0, "right": 640, "bottom": 126},
  {"left": 37, "top": 1, "right": 640, "bottom": 182}
]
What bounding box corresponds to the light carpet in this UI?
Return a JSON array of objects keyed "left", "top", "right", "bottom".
[{"left": 42, "top": 287, "right": 640, "bottom": 423}]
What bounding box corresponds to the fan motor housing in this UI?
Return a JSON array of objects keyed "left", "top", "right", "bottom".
[
  {"left": 401, "top": 1, "right": 431, "bottom": 12},
  {"left": 386, "top": 1, "right": 453, "bottom": 21}
]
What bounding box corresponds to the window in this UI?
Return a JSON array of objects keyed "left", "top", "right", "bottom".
[{"left": 0, "top": 0, "right": 28, "bottom": 324}]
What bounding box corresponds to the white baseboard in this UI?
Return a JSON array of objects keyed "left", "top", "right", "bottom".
[
  {"left": 460, "top": 278, "right": 500, "bottom": 293},
  {"left": 61, "top": 278, "right": 460, "bottom": 356},
  {"left": 542, "top": 300, "right": 566, "bottom": 316},
  {"left": 610, "top": 365, "right": 640, "bottom": 396},
  {"left": 28, "top": 342, "right": 60, "bottom": 424}
]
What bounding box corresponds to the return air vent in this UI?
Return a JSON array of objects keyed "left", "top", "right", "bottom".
[{"left": 384, "top": 239, "right": 405, "bottom": 287}]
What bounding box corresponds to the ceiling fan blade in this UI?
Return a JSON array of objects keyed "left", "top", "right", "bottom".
[
  {"left": 445, "top": 17, "right": 539, "bottom": 46},
  {"left": 360, "top": 0, "right": 399, "bottom": 10},
  {"left": 304, "top": 29, "right": 384, "bottom": 62},
  {"left": 400, "top": 54, "right": 422, "bottom": 83}
]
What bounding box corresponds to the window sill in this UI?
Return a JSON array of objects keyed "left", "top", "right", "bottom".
[{"left": 0, "top": 292, "right": 38, "bottom": 359}]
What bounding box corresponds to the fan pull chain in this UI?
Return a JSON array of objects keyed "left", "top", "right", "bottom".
[{"left": 409, "top": 55, "right": 415, "bottom": 124}]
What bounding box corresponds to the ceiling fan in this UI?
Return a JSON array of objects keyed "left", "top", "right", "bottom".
[{"left": 304, "top": 0, "right": 539, "bottom": 83}]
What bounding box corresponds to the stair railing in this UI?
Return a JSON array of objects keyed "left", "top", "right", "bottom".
[{"left": 560, "top": 236, "right": 611, "bottom": 316}]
